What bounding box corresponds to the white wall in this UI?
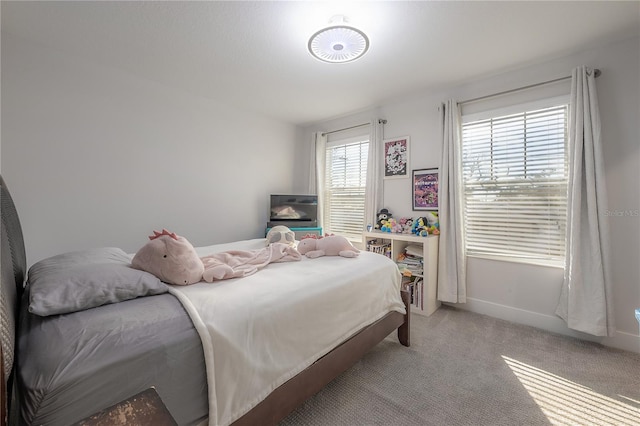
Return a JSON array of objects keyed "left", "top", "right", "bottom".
[
  {"left": 298, "top": 36, "right": 640, "bottom": 352},
  {"left": 1, "top": 34, "right": 297, "bottom": 264}
]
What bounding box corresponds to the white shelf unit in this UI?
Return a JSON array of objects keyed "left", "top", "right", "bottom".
[{"left": 364, "top": 230, "right": 440, "bottom": 316}]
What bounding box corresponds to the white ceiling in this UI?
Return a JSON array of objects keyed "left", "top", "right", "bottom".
[{"left": 2, "top": 1, "right": 639, "bottom": 126}]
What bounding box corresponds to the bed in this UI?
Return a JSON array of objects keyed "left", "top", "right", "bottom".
[{"left": 0, "top": 175, "right": 410, "bottom": 426}]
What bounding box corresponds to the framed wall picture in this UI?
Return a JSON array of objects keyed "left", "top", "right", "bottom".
[
  {"left": 383, "top": 136, "right": 410, "bottom": 179},
  {"left": 412, "top": 168, "right": 439, "bottom": 211}
]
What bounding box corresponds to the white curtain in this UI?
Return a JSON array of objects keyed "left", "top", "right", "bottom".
[
  {"left": 364, "top": 119, "right": 384, "bottom": 229},
  {"left": 556, "top": 66, "right": 614, "bottom": 337},
  {"left": 308, "top": 132, "right": 327, "bottom": 230},
  {"left": 437, "top": 100, "right": 467, "bottom": 303}
]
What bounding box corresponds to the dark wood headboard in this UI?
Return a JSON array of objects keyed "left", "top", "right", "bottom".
[{"left": 0, "top": 175, "right": 27, "bottom": 426}]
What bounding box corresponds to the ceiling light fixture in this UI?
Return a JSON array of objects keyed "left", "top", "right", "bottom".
[{"left": 308, "top": 15, "right": 369, "bottom": 63}]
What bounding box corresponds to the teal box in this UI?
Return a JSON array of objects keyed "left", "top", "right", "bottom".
[{"left": 266, "top": 227, "right": 323, "bottom": 240}]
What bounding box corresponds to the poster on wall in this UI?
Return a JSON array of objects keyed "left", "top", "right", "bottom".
[
  {"left": 383, "top": 136, "right": 410, "bottom": 179},
  {"left": 412, "top": 168, "right": 439, "bottom": 211}
]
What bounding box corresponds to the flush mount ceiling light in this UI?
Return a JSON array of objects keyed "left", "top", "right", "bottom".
[{"left": 308, "top": 15, "right": 369, "bottom": 63}]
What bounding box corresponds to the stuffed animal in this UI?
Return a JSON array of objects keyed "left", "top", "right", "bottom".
[
  {"left": 398, "top": 217, "right": 413, "bottom": 234},
  {"left": 425, "top": 212, "right": 440, "bottom": 234},
  {"left": 412, "top": 217, "right": 429, "bottom": 237},
  {"left": 391, "top": 219, "right": 404, "bottom": 233},
  {"left": 266, "top": 225, "right": 296, "bottom": 246},
  {"left": 381, "top": 217, "right": 401, "bottom": 233},
  {"left": 298, "top": 232, "right": 334, "bottom": 240},
  {"left": 300, "top": 233, "right": 320, "bottom": 240},
  {"left": 297, "top": 235, "right": 360, "bottom": 259},
  {"left": 375, "top": 208, "right": 392, "bottom": 230},
  {"left": 380, "top": 218, "right": 392, "bottom": 232},
  {"left": 132, "top": 229, "right": 204, "bottom": 285},
  {"left": 426, "top": 212, "right": 439, "bottom": 228},
  {"left": 400, "top": 217, "right": 414, "bottom": 234}
]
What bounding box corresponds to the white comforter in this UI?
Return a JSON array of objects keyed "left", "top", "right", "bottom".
[{"left": 168, "top": 238, "right": 405, "bottom": 426}]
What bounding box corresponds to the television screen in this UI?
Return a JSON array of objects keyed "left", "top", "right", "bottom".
[{"left": 270, "top": 195, "right": 318, "bottom": 224}]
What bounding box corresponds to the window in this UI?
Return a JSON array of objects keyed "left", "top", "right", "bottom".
[
  {"left": 461, "top": 100, "right": 568, "bottom": 265},
  {"left": 323, "top": 136, "right": 369, "bottom": 242}
]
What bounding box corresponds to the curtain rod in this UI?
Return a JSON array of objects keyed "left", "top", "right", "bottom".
[
  {"left": 321, "top": 119, "right": 387, "bottom": 137},
  {"left": 460, "top": 69, "right": 601, "bottom": 106}
]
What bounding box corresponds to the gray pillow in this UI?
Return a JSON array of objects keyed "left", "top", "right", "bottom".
[{"left": 28, "top": 247, "right": 168, "bottom": 316}]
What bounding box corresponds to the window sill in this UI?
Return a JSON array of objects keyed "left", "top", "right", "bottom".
[{"left": 466, "top": 253, "right": 564, "bottom": 269}]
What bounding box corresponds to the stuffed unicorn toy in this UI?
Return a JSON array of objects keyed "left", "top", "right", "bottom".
[
  {"left": 132, "top": 229, "right": 301, "bottom": 285},
  {"left": 131, "top": 229, "right": 204, "bottom": 285},
  {"left": 297, "top": 235, "right": 360, "bottom": 259}
]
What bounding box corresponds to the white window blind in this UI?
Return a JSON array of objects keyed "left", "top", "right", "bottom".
[
  {"left": 462, "top": 103, "right": 568, "bottom": 265},
  {"left": 323, "top": 138, "right": 369, "bottom": 241}
]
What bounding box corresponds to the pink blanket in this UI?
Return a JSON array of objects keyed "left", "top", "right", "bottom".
[{"left": 200, "top": 242, "right": 301, "bottom": 282}]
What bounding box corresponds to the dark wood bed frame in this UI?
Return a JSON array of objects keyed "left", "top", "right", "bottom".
[{"left": 0, "top": 175, "right": 410, "bottom": 426}]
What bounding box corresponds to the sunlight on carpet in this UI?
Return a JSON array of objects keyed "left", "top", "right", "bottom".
[{"left": 503, "top": 356, "right": 640, "bottom": 426}]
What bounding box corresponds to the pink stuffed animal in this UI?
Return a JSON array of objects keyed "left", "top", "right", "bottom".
[
  {"left": 297, "top": 235, "right": 360, "bottom": 259},
  {"left": 132, "top": 229, "right": 204, "bottom": 285}
]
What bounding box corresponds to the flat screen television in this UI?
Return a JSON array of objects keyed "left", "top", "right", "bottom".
[{"left": 269, "top": 194, "right": 318, "bottom": 228}]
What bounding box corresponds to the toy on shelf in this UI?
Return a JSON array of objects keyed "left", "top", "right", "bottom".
[
  {"left": 398, "top": 217, "right": 414, "bottom": 234},
  {"left": 380, "top": 217, "right": 399, "bottom": 233},
  {"left": 375, "top": 208, "right": 392, "bottom": 230},
  {"left": 412, "top": 217, "right": 429, "bottom": 237},
  {"left": 425, "top": 212, "right": 440, "bottom": 235},
  {"left": 371, "top": 214, "right": 438, "bottom": 236}
]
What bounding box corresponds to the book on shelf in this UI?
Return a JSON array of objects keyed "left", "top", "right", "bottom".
[
  {"left": 413, "top": 277, "right": 424, "bottom": 311},
  {"left": 402, "top": 276, "right": 424, "bottom": 311},
  {"left": 398, "top": 266, "right": 423, "bottom": 276},
  {"left": 404, "top": 243, "right": 423, "bottom": 257},
  {"left": 396, "top": 251, "right": 423, "bottom": 276},
  {"left": 366, "top": 239, "right": 391, "bottom": 258}
]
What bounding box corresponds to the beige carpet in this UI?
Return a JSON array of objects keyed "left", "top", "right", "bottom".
[{"left": 281, "top": 306, "right": 640, "bottom": 426}]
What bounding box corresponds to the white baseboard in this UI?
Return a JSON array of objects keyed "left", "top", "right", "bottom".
[
  {"left": 444, "top": 297, "right": 640, "bottom": 354},
  {"left": 605, "top": 330, "right": 640, "bottom": 354}
]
